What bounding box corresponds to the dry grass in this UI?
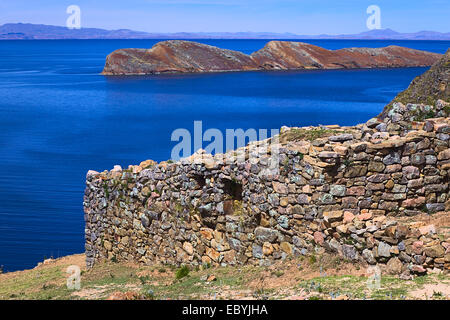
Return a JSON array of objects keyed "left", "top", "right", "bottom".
[{"left": 1, "top": 252, "right": 448, "bottom": 300}]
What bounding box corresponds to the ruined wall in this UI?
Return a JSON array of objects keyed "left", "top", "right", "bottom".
[{"left": 84, "top": 101, "right": 450, "bottom": 276}]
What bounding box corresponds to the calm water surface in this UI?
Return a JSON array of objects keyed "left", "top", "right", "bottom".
[{"left": 0, "top": 39, "right": 448, "bottom": 271}]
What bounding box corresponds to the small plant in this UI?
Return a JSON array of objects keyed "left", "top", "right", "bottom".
[
  {"left": 175, "top": 265, "right": 190, "bottom": 280},
  {"left": 232, "top": 200, "right": 244, "bottom": 216},
  {"left": 410, "top": 108, "right": 437, "bottom": 121},
  {"left": 273, "top": 270, "right": 284, "bottom": 277},
  {"left": 331, "top": 256, "right": 343, "bottom": 268},
  {"left": 309, "top": 255, "right": 317, "bottom": 264},
  {"left": 142, "top": 288, "right": 155, "bottom": 300},
  {"left": 203, "top": 262, "right": 211, "bottom": 270},
  {"left": 420, "top": 204, "right": 429, "bottom": 214},
  {"left": 344, "top": 237, "right": 355, "bottom": 245},
  {"left": 174, "top": 202, "right": 183, "bottom": 213},
  {"left": 139, "top": 276, "right": 150, "bottom": 285},
  {"left": 343, "top": 159, "right": 352, "bottom": 167},
  {"left": 41, "top": 283, "right": 56, "bottom": 290},
  {"left": 443, "top": 105, "right": 450, "bottom": 116},
  {"left": 432, "top": 291, "right": 443, "bottom": 298},
  {"left": 102, "top": 183, "right": 110, "bottom": 198},
  {"left": 254, "top": 287, "right": 273, "bottom": 298},
  {"left": 158, "top": 267, "right": 166, "bottom": 273},
  {"left": 110, "top": 255, "right": 118, "bottom": 263}
]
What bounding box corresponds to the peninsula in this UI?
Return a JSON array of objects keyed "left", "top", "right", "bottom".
[{"left": 101, "top": 40, "right": 442, "bottom": 75}]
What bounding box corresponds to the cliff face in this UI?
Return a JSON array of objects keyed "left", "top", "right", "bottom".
[
  {"left": 381, "top": 49, "right": 450, "bottom": 118},
  {"left": 102, "top": 40, "right": 442, "bottom": 75}
]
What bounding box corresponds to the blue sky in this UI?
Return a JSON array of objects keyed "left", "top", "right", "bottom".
[{"left": 1, "top": 0, "right": 449, "bottom": 34}]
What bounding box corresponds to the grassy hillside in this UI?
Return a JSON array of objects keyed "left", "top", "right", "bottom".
[{"left": 380, "top": 48, "right": 449, "bottom": 118}]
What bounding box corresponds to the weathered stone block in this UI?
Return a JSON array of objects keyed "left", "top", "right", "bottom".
[
  {"left": 330, "top": 184, "right": 346, "bottom": 197},
  {"left": 344, "top": 165, "right": 367, "bottom": 178},
  {"left": 378, "top": 242, "right": 392, "bottom": 258},
  {"left": 323, "top": 210, "right": 343, "bottom": 223}
]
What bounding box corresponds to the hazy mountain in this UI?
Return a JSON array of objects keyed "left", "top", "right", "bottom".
[
  {"left": 314, "top": 28, "right": 450, "bottom": 40},
  {"left": 1, "top": 23, "right": 449, "bottom": 40},
  {"left": 0, "top": 23, "right": 153, "bottom": 39}
]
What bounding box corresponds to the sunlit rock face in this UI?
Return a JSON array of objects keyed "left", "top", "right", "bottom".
[{"left": 101, "top": 40, "right": 442, "bottom": 75}]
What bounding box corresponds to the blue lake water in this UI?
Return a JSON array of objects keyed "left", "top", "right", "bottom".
[{"left": 0, "top": 39, "right": 449, "bottom": 272}]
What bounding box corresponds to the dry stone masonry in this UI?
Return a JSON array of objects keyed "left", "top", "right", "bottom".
[
  {"left": 84, "top": 100, "right": 450, "bottom": 277},
  {"left": 85, "top": 50, "right": 450, "bottom": 277}
]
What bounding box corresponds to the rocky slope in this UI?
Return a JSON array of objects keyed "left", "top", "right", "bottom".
[
  {"left": 381, "top": 49, "right": 450, "bottom": 118},
  {"left": 101, "top": 40, "right": 442, "bottom": 75}
]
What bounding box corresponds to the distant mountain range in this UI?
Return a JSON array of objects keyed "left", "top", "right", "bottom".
[{"left": 1, "top": 23, "right": 449, "bottom": 40}]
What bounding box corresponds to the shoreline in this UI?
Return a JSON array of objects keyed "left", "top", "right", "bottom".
[{"left": 101, "top": 65, "right": 432, "bottom": 77}]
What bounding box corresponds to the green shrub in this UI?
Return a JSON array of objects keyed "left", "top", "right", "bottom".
[
  {"left": 175, "top": 265, "right": 190, "bottom": 280},
  {"left": 432, "top": 291, "right": 443, "bottom": 298},
  {"left": 203, "top": 262, "right": 211, "bottom": 270},
  {"left": 443, "top": 105, "right": 450, "bottom": 116},
  {"left": 272, "top": 270, "right": 284, "bottom": 277},
  {"left": 138, "top": 276, "right": 150, "bottom": 285}
]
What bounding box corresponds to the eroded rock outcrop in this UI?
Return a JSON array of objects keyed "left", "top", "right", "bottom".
[
  {"left": 102, "top": 41, "right": 258, "bottom": 75},
  {"left": 102, "top": 40, "right": 442, "bottom": 75},
  {"left": 252, "top": 41, "right": 442, "bottom": 70}
]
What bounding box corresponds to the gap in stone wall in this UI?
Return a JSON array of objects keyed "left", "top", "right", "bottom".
[
  {"left": 223, "top": 179, "right": 243, "bottom": 201},
  {"left": 223, "top": 178, "right": 243, "bottom": 216},
  {"left": 192, "top": 174, "right": 206, "bottom": 189}
]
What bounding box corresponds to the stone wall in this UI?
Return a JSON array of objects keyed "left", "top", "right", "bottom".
[{"left": 84, "top": 101, "right": 450, "bottom": 276}]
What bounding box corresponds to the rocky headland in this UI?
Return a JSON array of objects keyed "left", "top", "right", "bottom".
[
  {"left": 382, "top": 49, "right": 450, "bottom": 118},
  {"left": 86, "top": 51, "right": 450, "bottom": 278},
  {"left": 101, "top": 40, "right": 442, "bottom": 75}
]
